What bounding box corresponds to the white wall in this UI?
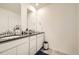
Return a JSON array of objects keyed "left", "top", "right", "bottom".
[
  {"left": 37, "top": 4, "right": 77, "bottom": 54},
  {"left": 0, "top": 7, "right": 21, "bottom": 33}
]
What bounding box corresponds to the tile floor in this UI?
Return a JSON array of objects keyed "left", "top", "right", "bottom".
[{"left": 41, "top": 49, "right": 67, "bottom": 55}]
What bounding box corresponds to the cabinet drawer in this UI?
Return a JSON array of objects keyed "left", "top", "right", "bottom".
[
  {"left": 0, "top": 48, "right": 16, "bottom": 55},
  {"left": 0, "top": 37, "right": 29, "bottom": 53},
  {"left": 17, "top": 42, "right": 29, "bottom": 55}
]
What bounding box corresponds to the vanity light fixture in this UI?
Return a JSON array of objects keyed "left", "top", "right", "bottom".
[{"left": 35, "top": 3, "right": 39, "bottom": 6}]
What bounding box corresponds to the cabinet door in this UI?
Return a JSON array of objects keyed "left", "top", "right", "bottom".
[
  {"left": 17, "top": 43, "right": 29, "bottom": 55},
  {"left": 17, "top": 38, "right": 29, "bottom": 55},
  {"left": 37, "top": 34, "right": 44, "bottom": 51},
  {"left": 1, "top": 48, "right": 16, "bottom": 55},
  {"left": 30, "top": 47, "right": 36, "bottom": 55},
  {"left": 29, "top": 36, "right": 36, "bottom": 55}
]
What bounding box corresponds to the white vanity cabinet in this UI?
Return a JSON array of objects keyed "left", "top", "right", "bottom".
[
  {"left": 29, "top": 36, "right": 36, "bottom": 55},
  {"left": 0, "top": 48, "right": 16, "bottom": 55},
  {"left": 16, "top": 38, "right": 29, "bottom": 55},
  {"left": 37, "top": 34, "right": 44, "bottom": 51},
  {"left": 0, "top": 37, "right": 29, "bottom": 55},
  {"left": 0, "top": 33, "right": 44, "bottom": 55}
]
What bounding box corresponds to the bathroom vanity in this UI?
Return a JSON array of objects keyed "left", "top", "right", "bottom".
[
  {"left": 0, "top": 4, "right": 45, "bottom": 55},
  {"left": 0, "top": 32, "right": 44, "bottom": 55}
]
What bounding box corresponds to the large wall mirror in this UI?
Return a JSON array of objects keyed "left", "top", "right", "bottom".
[
  {"left": 27, "top": 5, "right": 37, "bottom": 32},
  {"left": 0, "top": 3, "right": 43, "bottom": 35},
  {"left": 0, "top": 3, "right": 21, "bottom": 34}
]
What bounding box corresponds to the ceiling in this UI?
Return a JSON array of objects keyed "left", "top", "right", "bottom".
[
  {"left": 0, "top": 3, "right": 50, "bottom": 14},
  {"left": 0, "top": 3, "right": 21, "bottom": 14},
  {"left": 31, "top": 3, "right": 51, "bottom": 9}
]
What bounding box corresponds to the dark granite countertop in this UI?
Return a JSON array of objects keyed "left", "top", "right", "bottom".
[{"left": 0, "top": 32, "right": 45, "bottom": 44}]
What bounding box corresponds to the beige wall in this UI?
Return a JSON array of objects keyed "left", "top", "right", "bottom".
[{"left": 37, "top": 4, "right": 77, "bottom": 54}]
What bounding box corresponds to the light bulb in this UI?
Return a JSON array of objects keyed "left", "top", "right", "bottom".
[{"left": 35, "top": 3, "right": 39, "bottom": 6}]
